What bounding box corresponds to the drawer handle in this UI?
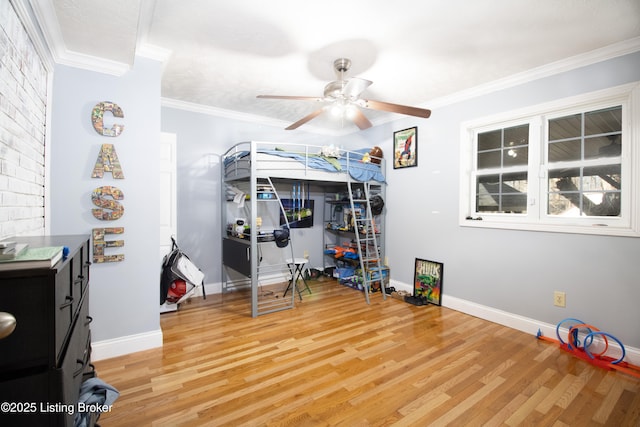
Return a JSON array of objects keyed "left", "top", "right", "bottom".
[
  {"left": 0, "top": 312, "right": 17, "bottom": 339},
  {"left": 60, "top": 295, "right": 73, "bottom": 309}
]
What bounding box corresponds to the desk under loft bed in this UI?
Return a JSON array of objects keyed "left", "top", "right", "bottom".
[{"left": 221, "top": 141, "right": 387, "bottom": 317}]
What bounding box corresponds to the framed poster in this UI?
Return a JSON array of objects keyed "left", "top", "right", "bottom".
[
  {"left": 413, "top": 258, "right": 443, "bottom": 306},
  {"left": 393, "top": 126, "right": 418, "bottom": 169}
]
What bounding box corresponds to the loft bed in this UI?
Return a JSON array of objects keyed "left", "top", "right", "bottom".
[
  {"left": 223, "top": 141, "right": 385, "bottom": 184},
  {"left": 221, "top": 141, "right": 387, "bottom": 317}
]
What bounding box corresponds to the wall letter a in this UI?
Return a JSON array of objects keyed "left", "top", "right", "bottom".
[{"left": 92, "top": 143, "right": 124, "bottom": 179}]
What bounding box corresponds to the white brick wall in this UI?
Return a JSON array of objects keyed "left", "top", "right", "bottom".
[{"left": 0, "top": 1, "right": 48, "bottom": 240}]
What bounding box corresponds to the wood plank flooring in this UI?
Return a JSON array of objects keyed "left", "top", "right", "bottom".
[{"left": 93, "top": 278, "right": 640, "bottom": 426}]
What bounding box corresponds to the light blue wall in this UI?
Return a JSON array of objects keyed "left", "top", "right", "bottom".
[{"left": 49, "top": 57, "right": 162, "bottom": 343}]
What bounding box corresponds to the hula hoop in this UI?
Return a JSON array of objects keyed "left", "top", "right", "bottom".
[
  {"left": 556, "top": 318, "right": 586, "bottom": 346},
  {"left": 584, "top": 331, "right": 625, "bottom": 364}
]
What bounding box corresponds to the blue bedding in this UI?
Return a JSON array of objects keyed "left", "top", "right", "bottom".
[{"left": 225, "top": 148, "right": 385, "bottom": 182}]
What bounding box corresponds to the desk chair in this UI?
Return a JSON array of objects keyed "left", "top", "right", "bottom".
[{"left": 284, "top": 258, "right": 312, "bottom": 300}]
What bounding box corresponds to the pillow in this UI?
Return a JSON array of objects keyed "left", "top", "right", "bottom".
[{"left": 320, "top": 145, "right": 340, "bottom": 158}]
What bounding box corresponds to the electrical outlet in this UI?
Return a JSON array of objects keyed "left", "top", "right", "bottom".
[
  {"left": 554, "top": 291, "right": 566, "bottom": 307},
  {"left": 303, "top": 249, "right": 309, "bottom": 259}
]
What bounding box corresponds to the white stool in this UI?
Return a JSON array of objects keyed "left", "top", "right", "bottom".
[{"left": 284, "top": 258, "right": 311, "bottom": 300}]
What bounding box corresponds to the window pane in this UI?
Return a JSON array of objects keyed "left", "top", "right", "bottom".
[
  {"left": 549, "top": 139, "right": 581, "bottom": 162},
  {"left": 478, "top": 129, "right": 501, "bottom": 151},
  {"left": 500, "top": 194, "right": 527, "bottom": 213},
  {"left": 477, "top": 174, "right": 500, "bottom": 212},
  {"left": 549, "top": 168, "right": 580, "bottom": 193},
  {"left": 582, "top": 192, "right": 620, "bottom": 216},
  {"left": 504, "top": 125, "right": 528, "bottom": 147},
  {"left": 548, "top": 192, "right": 579, "bottom": 216},
  {"left": 477, "top": 174, "right": 500, "bottom": 194},
  {"left": 547, "top": 165, "right": 621, "bottom": 217},
  {"left": 477, "top": 150, "right": 501, "bottom": 169},
  {"left": 585, "top": 135, "right": 621, "bottom": 159},
  {"left": 548, "top": 106, "right": 622, "bottom": 163},
  {"left": 503, "top": 172, "right": 528, "bottom": 194},
  {"left": 503, "top": 145, "right": 528, "bottom": 167},
  {"left": 476, "top": 173, "right": 527, "bottom": 213},
  {"left": 582, "top": 165, "right": 621, "bottom": 191},
  {"left": 585, "top": 106, "right": 621, "bottom": 136},
  {"left": 477, "top": 124, "right": 529, "bottom": 169},
  {"left": 549, "top": 113, "right": 581, "bottom": 140},
  {"left": 502, "top": 171, "right": 528, "bottom": 213}
]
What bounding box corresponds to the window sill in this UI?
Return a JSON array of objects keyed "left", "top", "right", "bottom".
[{"left": 459, "top": 218, "right": 639, "bottom": 238}]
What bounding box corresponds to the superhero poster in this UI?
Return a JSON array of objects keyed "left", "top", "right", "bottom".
[
  {"left": 413, "top": 258, "right": 443, "bottom": 306},
  {"left": 393, "top": 126, "right": 418, "bottom": 169}
]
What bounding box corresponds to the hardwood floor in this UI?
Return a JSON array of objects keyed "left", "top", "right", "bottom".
[{"left": 94, "top": 279, "right": 640, "bottom": 426}]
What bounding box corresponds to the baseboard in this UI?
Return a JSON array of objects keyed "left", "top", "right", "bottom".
[
  {"left": 389, "top": 279, "right": 640, "bottom": 366},
  {"left": 92, "top": 328, "right": 163, "bottom": 361}
]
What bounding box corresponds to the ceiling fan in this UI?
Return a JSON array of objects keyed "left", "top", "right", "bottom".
[{"left": 257, "top": 58, "right": 432, "bottom": 130}]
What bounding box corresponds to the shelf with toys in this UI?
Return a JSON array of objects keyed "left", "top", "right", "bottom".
[{"left": 322, "top": 184, "right": 387, "bottom": 299}]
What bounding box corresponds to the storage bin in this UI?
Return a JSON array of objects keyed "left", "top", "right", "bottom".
[{"left": 334, "top": 266, "right": 356, "bottom": 279}]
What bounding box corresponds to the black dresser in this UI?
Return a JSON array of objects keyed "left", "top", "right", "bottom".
[{"left": 0, "top": 235, "right": 94, "bottom": 426}]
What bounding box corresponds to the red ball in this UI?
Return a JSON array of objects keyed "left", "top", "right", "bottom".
[{"left": 167, "top": 279, "right": 188, "bottom": 302}]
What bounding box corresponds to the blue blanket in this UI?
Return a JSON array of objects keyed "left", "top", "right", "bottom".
[{"left": 225, "top": 149, "right": 385, "bottom": 182}]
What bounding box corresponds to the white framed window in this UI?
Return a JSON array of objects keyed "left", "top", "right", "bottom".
[{"left": 460, "top": 82, "right": 640, "bottom": 237}]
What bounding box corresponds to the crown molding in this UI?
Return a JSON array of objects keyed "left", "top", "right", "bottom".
[
  {"left": 27, "top": 0, "right": 131, "bottom": 76},
  {"left": 161, "top": 98, "right": 353, "bottom": 136},
  {"left": 427, "top": 37, "right": 640, "bottom": 109},
  {"left": 10, "top": 0, "right": 54, "bottom": 71},
  {"left": 136, "top": 43, "right": 171, "bottom": 63},
  {"left": 54, "top": 50, "right": 131, "bottom": 75},
  {"left": 135, "top": 0, "right": 171, "bottom": 64}
]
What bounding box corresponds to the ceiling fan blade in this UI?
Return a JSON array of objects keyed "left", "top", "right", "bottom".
[
  {"left": 257, "top": 95, "right": 324, "bottom": 102},
  {"left": 350, "top": 108, "right": 373, "bottom": 130},
  {"left": 285, "top": 108, "right": 324, "bottom": 130},
  {"left": 360, "top": 99, "right": 431, "bottom": 118},
  {"left": 342, "top": 78, "right": 372, "bottom": 99}
]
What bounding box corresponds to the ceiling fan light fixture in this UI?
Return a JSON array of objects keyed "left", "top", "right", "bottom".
[
  {"left": 329, "top": 103, "right": 345, "bottom": 117},
  {"left": 345, "top": 105, "right": 358, "bottom": 119},
  {"left": 257, "top": 57, "right": 431, "bottom": 130}
]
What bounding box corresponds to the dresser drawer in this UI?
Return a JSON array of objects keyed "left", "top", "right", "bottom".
[
  {"left": 54, "top": 262, "right": 74, "bottom": 365},
  {"left": 0, "top": 370, "right": 53, "bottom": 426},
  {"left": 57, "top": 305, "right": 92, "bottom": 427},
  {"left": 0, "top": 276, "right": 50, "bottom": 372},
  {"left": 71, "top": 243, "right": 90, "bottom": 313}
]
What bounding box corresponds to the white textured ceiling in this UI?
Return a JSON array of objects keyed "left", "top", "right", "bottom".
[{"left": 37, "top": 0, "right": 640, "bottom": 132}]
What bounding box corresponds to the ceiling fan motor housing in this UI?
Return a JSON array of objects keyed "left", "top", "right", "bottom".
[
  {"left": 324, "top": 58, "right": 352, "bottom": 99},
  {"left": 334, "top": 58, "right": 351, "bottom": 73},
  {"left": 324, "top": 80, "right": 346, "bottom": 99}
]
